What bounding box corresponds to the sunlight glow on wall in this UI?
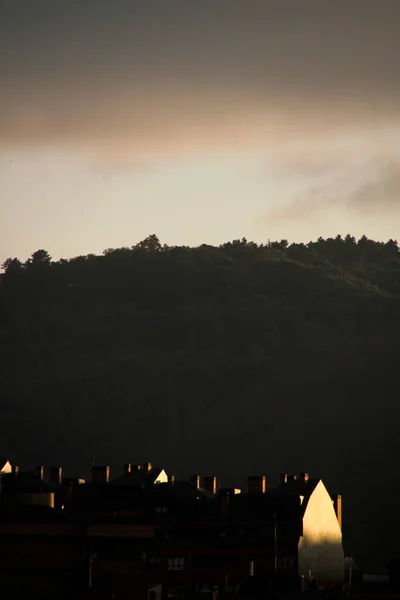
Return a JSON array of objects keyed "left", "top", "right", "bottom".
[{"left": 298, "top": 481, "right": 344, "bottom": 585}]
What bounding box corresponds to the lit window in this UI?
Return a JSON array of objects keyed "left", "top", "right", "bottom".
[{"left": 168, "top": 557, "right": 185, "bottom": 571}]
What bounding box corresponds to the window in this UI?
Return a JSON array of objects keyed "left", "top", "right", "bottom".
[
  {"left": 194, "top": 554, "right": 239, "bottom": 567},
  {"left": 253, "top": 555, "right": 269, "bottom": 572},
  {"left": 277, "top": 556, "right": 294, "bottom": 570},
  {"left": 195, "top": 584, "right": 211, "bottom": 594},
  {"left": 149, "top": 557, "right": 160, "bottom": 565},
  {"left": 155, "top": 506, "right": 168, "bottom": 514},
  {"left": 168, "top": 557, "right": 185, "bottom": 571},
  {"left": 167, "top": 587, "right": 184, "bottom": 599},
  {"left": 257, "top": 528, "right": 269, "bottom": 538}
]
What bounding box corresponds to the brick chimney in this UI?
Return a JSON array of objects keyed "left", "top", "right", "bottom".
[
  {"left": 142, "top": 462, "right": 152, "bottom": 475},
  {"left": 203, "top": 476, "right": 217, "bottom": 494},
  {"left": 92, "top": 465, "right": 110, "bottom": 483},
  {"left": 219, "top": 489, "right": 231, "bottom": 518},
  {"left": 299, "top": 472, "right": 309, "bottom": 485},
  {"left": 36, "top": 465, "right": 44, "bottom": 480},
  {"left": 332, "top": 494, "right": 342, "bottom": 530},
  {"left": 247, "top": 475, "right": 266, "bottom": 494},
  {"left": 124, "top": 463, "right": 132, "bottom": 475},
  {"left": 49, "top": 466, "right": 63, "bottom": 485},
  {"left": 190, "top": 474, "right": 201, "bottom": 489},
  {"left": 249, "top": 560, "right": 255, "bottom": 577}
]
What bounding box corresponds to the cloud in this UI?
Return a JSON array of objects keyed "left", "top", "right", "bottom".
[
  {"left": 257, "top": 159, "right": 400, "bottom": 233},
  {"left": 262, "top": 175, "right": 345, "bottom": 226},
  {"left": 348, "top": 163, "right": 400, "bottom": 213},
  {"left": 1, "top": 0, "right": 400, "bottom": 157},
  {"left": 268, "top": 129, "right": 400, "bottom": 177}
]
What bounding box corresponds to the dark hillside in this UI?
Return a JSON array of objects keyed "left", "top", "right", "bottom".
[{"left": 1, "top": 234, "right": 400, "bottom": 564}]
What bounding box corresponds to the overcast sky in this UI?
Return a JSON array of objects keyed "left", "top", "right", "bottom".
[{"left": 1, "top": 0, "right": 399, "bottom": 262}]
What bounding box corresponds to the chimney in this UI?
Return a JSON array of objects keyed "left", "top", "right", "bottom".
[
  {"left": 249, "top": 560, "right": 255, "bottom": 577},
  {"left": 36, "top": 465, "right": 44, "bottom": 480},
  {"left": 12, "top": 465, "right": 19, "bottom": 475},
  {"left": 131, "top": 464, "right": 142, "bottom": 472},
  {"left": 287, "top": 474, "right": 297, "bottom": 481},
  {"left": 219, "top": 489, "right": 231, "bottom": 518},
  {"left": 247, "top": 475, "right": 266, "bottom": 494},
  {"left": 332, "top": 494, "right": 342, "bottom": 530},
  {"left": 92, "top": 465, "right": 110, "bottom": 484},
  {"left": 203, "top": 476, "right": 217, "bottom": 494},
  {"left": 142, "top": 462, "right": 152, "bottom": 474},
  {"left": 190, "top": 474, "right": 201, "bottom": 489},
  {"left": 124, "top": 463, "right": 132, "bottom": 475},
  {"left": 299, "top": 472, "right": 309, "bottom": 485},
  {"left": 49, "top": 466, "right": 63, "bottom": 485},
  {"left": 168, "top": 474, "right": 175, "bottom": 485}
]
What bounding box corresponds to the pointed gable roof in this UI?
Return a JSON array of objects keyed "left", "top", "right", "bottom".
[{"left": 0, "top": 459, "right": 12, "bottom": 474}]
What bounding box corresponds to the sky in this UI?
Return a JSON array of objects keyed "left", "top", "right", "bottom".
[{"left": 1, "top": 0, "right": 399, "bottom": 264}]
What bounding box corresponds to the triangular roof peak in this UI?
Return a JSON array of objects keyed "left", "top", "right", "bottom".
[{"left": 0, "top": 459, "right": 12, "bottom": 474}]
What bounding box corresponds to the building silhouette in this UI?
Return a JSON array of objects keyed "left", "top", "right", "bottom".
[{"left": 0, "top": 460, "right": 344, "bottom": 599}]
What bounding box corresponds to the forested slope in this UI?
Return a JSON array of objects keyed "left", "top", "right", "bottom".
[{"left": 1, "top": 234, "right": 400, "bottom": 563}]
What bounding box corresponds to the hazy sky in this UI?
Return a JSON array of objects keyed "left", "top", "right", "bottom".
[{"left": 1, "top": 0, "right": 399, "bottom": 263}]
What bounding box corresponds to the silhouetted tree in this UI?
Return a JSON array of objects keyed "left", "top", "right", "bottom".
[
  {"left": 2, "top": 257, "right": 23, "bottom": 273},
  {"left": 133, "top": 234, "right": 162, "bottom": 252},
  {"left": 25, "top": 249, "right": 52, "bottom": 267}
]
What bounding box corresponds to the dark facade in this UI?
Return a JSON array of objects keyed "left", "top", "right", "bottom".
[{"left": 0, "top": 463, "right": 344, "bottom": 599}]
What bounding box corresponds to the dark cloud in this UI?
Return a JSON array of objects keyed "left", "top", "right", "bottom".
[{"left": 1, "top": 0, "right": 400, "bottom": 150}]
